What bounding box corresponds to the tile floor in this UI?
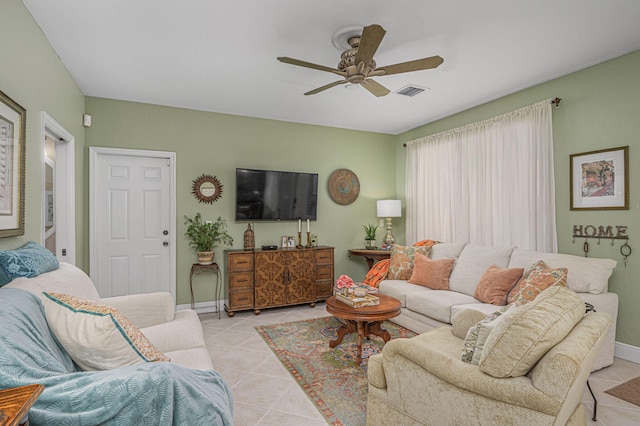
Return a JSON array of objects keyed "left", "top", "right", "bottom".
[{"left": 199, "top": 304, "right": 640, "bottom": 426}]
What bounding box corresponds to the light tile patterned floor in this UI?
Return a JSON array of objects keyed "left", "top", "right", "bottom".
[{"left": 199, "top": 304, "right": 640, "bottom": 426}]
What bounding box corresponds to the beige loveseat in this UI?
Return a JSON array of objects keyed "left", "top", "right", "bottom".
[
  {"left": 5, "top": 262, "right": 213, "bottom": 370},
  {"left": 367, "top": 286, "right": 612, "bottom": 426},
  {"left": 378, "top": 243, "right": 618, "bottom": 371}
]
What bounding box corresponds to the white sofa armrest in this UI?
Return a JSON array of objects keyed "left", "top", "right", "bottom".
[{"left": 101, "top": 292, "right": 175, "bottom": 328}]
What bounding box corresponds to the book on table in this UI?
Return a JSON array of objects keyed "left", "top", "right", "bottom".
[{"left": 335, "top": 292, "right": 380, "bottom": 308}]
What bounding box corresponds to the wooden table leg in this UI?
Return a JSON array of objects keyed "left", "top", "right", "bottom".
[
  {"left": 330, "top": 320, "right": 356, "bottom": 348},
  {"left": 367, "top": 321, "right": 392, "bottom": 343},
  {"left": 356, "top": 321, "right": 364, "bottom": 365}
]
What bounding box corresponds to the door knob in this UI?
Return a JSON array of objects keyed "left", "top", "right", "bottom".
[
  {"left": 163, "top": 241, "right": 169, "bottom": 247},
  {"left": 163, "top": 230, "right": 169, "bottom": 235}
]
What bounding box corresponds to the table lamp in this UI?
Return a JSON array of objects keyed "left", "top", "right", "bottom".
[{"left": 377, "top": 200, "right": 402, "bottom": 248}]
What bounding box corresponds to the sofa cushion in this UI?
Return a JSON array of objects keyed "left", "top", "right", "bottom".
[
  {"left": 479, "top": 285, "right": 585, "bottom": 378},
  {"left": 387, "top": 245, "right": 431, "bottom": 280},
  {"left": 42, "top": 292, "right": 170, "bottom": 371},
  {"left": 448, "top": 244, "right": 514, "bottom": 297},
  {"left": 507, "top": 260, "right": 567, "bottom": 305},
  {"left": 474, "top": 265, "right": 524, "bottom": 305},
  {"left": 508, "top": 248, "right": 616, "bottom": 294},
  {"left": 408, "top": 253, "right": 455, "bottom": 290},
  {"left": 406, "top": 290, "right": 478, "bottom": 324},
  {"left": 0, "top": 241, "right": 59, "bottom": 286},
  {"left": 461, "top": 304, "right": 514, "bottom": 364},
  {"left": 379, "top": 280, "right": 430, "bottom": 307},
  {"left": 429, "top": 242, "right": 466, "bottom": 260}
]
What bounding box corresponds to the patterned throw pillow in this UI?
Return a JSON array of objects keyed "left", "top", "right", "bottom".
[
  {"left": 387, "top": 245, "right": 431, "bottom": 280},
  {"left": 461, "top": 305, "right": 512, "bottom": 364},
  {"left": 507, "top": 260, "right": 567, "bottom": 305},
  {"left": 362, "top": 259, "right": 391, "bottom": 288},
  {"left": 0, "top": 241, "right": 59, "bottom": 286},
  {"left": 408, "top": 253, "right": 455, "bottom": 290},
  {"left": 474, "top": 265, "right": 524, "bottom": 305},
  {"left": 42, "top": 292, "right": 170, "bottom": 371}
]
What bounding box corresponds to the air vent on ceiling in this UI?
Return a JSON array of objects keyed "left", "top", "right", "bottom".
[{"left": 395, "top": 85, "right": 428, "bottom": 97}]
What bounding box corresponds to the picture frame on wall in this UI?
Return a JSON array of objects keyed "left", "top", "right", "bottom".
[
  {"left": 570, "top": 146, "right": 629, "bottom": 210},
  {"left": 0, "top": 89, "right": 26, "bottom": 238}
]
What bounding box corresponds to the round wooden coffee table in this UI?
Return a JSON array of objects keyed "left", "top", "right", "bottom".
[{"left": 325, "top": 294, "right": 401, "bottom": 365}]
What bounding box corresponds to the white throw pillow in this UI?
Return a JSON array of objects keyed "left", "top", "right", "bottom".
[{"left": 42, "top": 292, "right": 170, "bottom": 371}]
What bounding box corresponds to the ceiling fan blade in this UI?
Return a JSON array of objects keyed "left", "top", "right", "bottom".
[
  {"left": 361, "top": 79, "right": 390, "bottom": 97},
  {"left": 354, "top": 24, "right": 386, "bottom": 66},
  {"left": 277, "top": 57, "right": 346, "bottom": 76},
  {"left": 377, "top": 55, "right": 444, "bottom": 76},
  {"left": 304, "top": 80, "right": 347, "bottom": 95}
]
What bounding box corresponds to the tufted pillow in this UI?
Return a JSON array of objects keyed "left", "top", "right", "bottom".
[
  {"left": 408, "top": 253, "right": 455, "bottom": 290},
  {"left": 479, "top": 285, "right": 585, "bottom": 378},
  {"left": 387, "top": 245, "right": 431, "bottom": 280},
  {"left": 42, "top": 292, "right": 170, "bottom": 371},
  {"left": 0, "top": 241, "right": 59, "bottom": 286},
  {"left": 474, "top": 265, "right": 524, "bottom": 305},
  {"left": 507, "top": 260, "right": 567, "bottom": 305},
  {"left": 362, "top": 259, "right": 390, "bottom": 288}
]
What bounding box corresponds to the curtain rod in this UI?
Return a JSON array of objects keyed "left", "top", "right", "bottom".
[{"left": 402, "top": 97, "right": 562, "bottom": 147}]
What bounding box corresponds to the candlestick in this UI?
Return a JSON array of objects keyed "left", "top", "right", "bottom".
[
  {"left": 296, "top": 231, "right": 303, "bottom": 249},
  {"left": 305, "top": 231, "right": 311, "bottom": 248},
  {"left": 298, "top": 219, "right": 301, "bottom": 233},
  {"left": 307, "top": 219, "right": 310, "bottom": 232}
]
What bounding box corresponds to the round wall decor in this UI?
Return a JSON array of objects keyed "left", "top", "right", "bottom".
[
  {"left": 192, "top": 174, "right": 223, "bottom": 204},
  {"left": 328, "top": 168, "right": 360, "bottom": 205}
]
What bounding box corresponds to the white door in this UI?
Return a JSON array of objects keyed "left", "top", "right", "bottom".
[{"left": 90, "top": 147, "right": 176, "bottom": 299}]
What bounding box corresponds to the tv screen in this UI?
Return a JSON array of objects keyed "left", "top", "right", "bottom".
[{"left": 235, "top": 168, "right": 318, "bottom": 221}]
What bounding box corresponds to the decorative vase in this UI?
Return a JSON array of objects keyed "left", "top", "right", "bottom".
[
  {"left": 197, "top": 251, "right": 214, "bottom": 265},
  {"left": 365, "top": 239, "right": 376, "bottom": 250}
]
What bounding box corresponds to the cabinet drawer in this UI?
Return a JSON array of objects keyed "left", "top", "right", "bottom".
[
  {"left": 315, "top": 281, "right": 333, "bottom": 298},
  {"left": 315, "top": 250, "right": 333, "bottom": 264},
  {"left": 229, "top": 289, "right": 254, "bottom": 309},
  {"left": 229, "top": 272, "right": 253, "bottom": 289},
  {"left": 316, "top": 265, "right": 334, "bottom": 280},
  {"left": 229, "top": 253, "right": 254, "bottom": 270}
]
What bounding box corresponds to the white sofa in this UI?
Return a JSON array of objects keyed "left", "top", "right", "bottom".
[
  {"left": 378, "top": 243, "right": 618, "bottom": 371},
  {"left": 5, "top": 262, "right": 213, "bottom": 370}
]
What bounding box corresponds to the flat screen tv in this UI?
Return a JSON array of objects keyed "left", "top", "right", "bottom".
[{"left": 235, "top": 168, "right": 318, "bottom": 221}]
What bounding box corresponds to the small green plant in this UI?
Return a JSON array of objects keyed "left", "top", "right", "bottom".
[
  {"left": 363, "top": 223, "right": 379, "bottom": 240},
  {"left": 184, "top": 213, "right": 233, "bottom": 252}
]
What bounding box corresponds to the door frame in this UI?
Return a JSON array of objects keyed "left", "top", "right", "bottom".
[
  {"left": 89, "top": 147, "right": 177, "bottom": 299},
  {"left": 41, "top": 112, "right": 75, "bottom": 264}
]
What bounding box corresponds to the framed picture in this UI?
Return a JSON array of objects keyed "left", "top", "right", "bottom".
[
  {"left": 570, "top": 146, "right": 629, "bottom": 210},
  {"left": 281, "top": 236, "right": 288, "bottom": 248},
  {"left": 287, "top": 236, "right": 296, "bottom": 248},
  {"left": 0, "top": 89, "right": 26, "bottom": 238}
]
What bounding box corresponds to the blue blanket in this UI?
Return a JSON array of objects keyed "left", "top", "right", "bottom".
[{"left": 0, "top": 288, "right": 233, "bottom": 425}]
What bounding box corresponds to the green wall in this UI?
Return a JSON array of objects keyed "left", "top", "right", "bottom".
[
  {"left": 396, "top": 50, "right": 640, "bottom": 347},
  {"left": 84, "top": 98, "right": 396, "bottom": 305},
  {"left": 0, "top": 0, "right": 86, "bottom": 262}
]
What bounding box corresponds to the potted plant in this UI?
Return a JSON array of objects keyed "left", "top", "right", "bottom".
[
  {"left": 184, "top": 213, "right": 234, "bottom": 264},
  {"left": 363, "top": 223, "right": 378, "bottom": 250}
]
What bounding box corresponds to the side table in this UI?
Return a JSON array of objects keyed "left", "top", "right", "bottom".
[
  {"left": 348, "top": 249, "right": 391, "bottom": 270},
  {"left": 190, "top": 263, "right": 222, "bottom": 319},
  {"left": 0, "top": 383, "right": 44, "bottom": 426}
]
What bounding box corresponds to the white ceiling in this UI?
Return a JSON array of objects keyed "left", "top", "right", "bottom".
[{"left": 23, "top": 0, "right": 640, "bottom": 135}]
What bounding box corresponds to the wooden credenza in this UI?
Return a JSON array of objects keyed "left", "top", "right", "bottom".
[{"left": 224, "top": 246, "right": 334, "bottom": 316}]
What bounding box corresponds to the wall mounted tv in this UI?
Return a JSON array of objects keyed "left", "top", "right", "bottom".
[{"left": 235, "top": 168, "right": 318, "bottom": 221}]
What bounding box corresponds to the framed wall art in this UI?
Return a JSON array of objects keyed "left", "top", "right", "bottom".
[
  {"left": 570, "top": 146, "right": 629, "bottom": 210},
  {"left": 0, "top": 89, "right": 26, "bottom": 238}
]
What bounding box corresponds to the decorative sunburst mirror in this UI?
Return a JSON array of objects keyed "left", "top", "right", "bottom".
[{"left": 192, "top": 174, "right": 223, "bottom": 204}]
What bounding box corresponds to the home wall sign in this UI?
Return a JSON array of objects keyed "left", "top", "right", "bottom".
[
  {"left": 572, "top": 224, "right": 631, "bottom": 265},
  {"left": 192, "top": 174, "right": 223, "bottom": 204}
]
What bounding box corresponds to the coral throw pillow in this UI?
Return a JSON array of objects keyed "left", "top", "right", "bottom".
[
  {"left": 362, "top": 259, "right": 391, "bottom": 288},
  {"left": 42, "top": 292, "right": 170, "bottom": 371},
  {"left": 507, "top": 260, "right": 568, "bottom": 305},
  {"left": 474, "top": 265, "right": 524, "bottom": 305},
  {"left": 408, "top": 253, "right": 455, "bottom": 290},
  {"left": 413, "top": 239, "right": 441, "bottom": 248},
  {"left": 387, "top": 245, "right": 431, "bottom": 280}
]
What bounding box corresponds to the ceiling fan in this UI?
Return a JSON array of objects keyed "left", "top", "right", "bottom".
[{"left": 277, "top": 24, "right": 444, "bottom": 97}]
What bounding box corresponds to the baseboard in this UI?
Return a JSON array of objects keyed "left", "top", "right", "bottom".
[
  {"left": 615, "top": 341, "right": 640, "bottom": 364},
  {"left": 176, "top": 300, "right": 226, "bottom": 315}
]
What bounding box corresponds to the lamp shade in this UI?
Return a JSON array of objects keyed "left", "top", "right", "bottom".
[{"left": 377, "top": 200, "right": 402, "bottom": 218}]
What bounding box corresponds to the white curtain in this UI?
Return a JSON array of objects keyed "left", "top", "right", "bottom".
[{"left": 405, "top": 99, "right": 557, "bottom": 252}]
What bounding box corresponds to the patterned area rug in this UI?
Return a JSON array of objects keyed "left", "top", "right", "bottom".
[
  {"left": 605, "top": 376, "right": 640, "bottom": 407},
  {"left": 256, "top": 316, "right": 416, "bottom": 426}
]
